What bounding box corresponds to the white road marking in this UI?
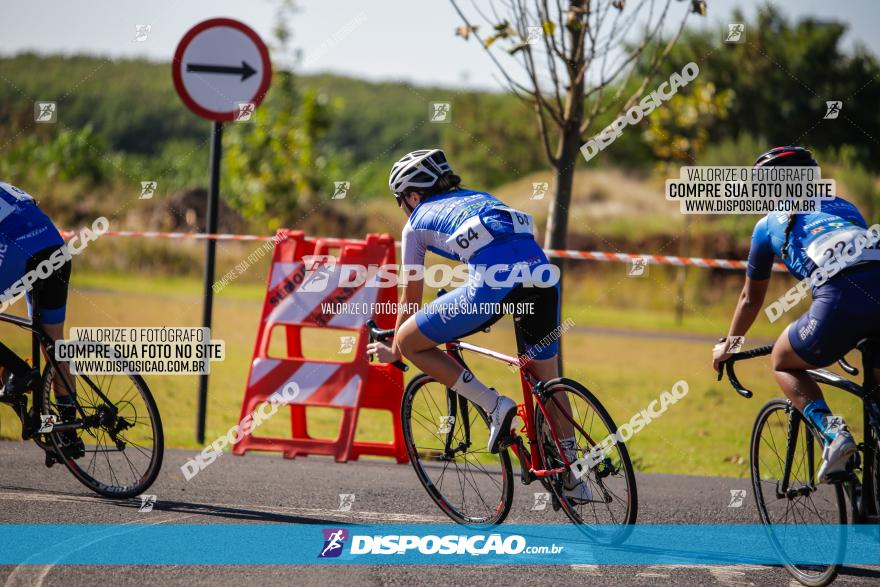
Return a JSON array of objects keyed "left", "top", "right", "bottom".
[
  {"left": 3, "top": 512, "right": 197, "bottom": 587},
  {"left": 0, "top": 490, "right": 444, "bottom": 523},
  {"left": 629, "top": 564, "right": 772, "bottom": 584},
  {"left": 706, "top": 564, "right": 764, "bottom": 586},
  {"left": 570, "top": 564, "right": 601, "bottom": 575}
]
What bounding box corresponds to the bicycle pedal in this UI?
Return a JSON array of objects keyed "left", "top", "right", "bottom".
[
  {"left": 823, "top": 470, "right": 854, "bottom": 484},
  {"left": 58, "top": 437, "right": 85, "bottom": 460},
  {"left": 19, "top": 406, "right": 35, "bottom": 440},
  {"left": 498, "top": 434, "right": 517, "bottom": 449},
  {"left": 44, "top": 450, "right": 58, "bottom": 468}
]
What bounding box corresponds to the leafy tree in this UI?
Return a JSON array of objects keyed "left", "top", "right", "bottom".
[
  {"left": 0, "top": 125, "right": 106, "bottom": 184},
  {"left": 223, "top": 1, "right": 337, "bottom": 228},
  {"left": 836, "top": 145, "right": 879, "bottom": 221},
  {"left": 450, "top": 0, "right": 706, "bottom": 370},
  {"left": 643, "top": 80, "right": 732, "bottom": 323},
  {"left": 441, "top": 91, "right": 548, "bottom": 189},
  {"left": 657, "top": 5, "right": 880, "bottom": 166},
  {"left": 449, "top": 0, "right": 705, "bottom": 264}
]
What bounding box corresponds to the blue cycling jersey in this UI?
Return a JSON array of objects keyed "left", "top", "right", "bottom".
[
  {"left": 0, "top": 181, "right": 67, "bottom": 323},
  {"left": 403, "top": 189, "right": 560, "bottom": 360},
  {"left": 747, "top": 196, "right": 874, "bottom": 281},
  {"left": 401, "top": 189, "right": 535, "bottom": 264},
  {"left": 0, "top": 181, "right": 62, "bottom": 254}
]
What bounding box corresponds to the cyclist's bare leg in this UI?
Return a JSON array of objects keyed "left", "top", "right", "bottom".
[
  {"left": 771, "top": 325, "right": 822, "bottom": 412},
  {"left": 41, "top": 321, "right": 73, "bottom": 398},
  {"left": 396, "top": 318, "right": 504, "bottom": 415},
  {"left": 396, "top": 317, "right": 466, "bottom": 387},
  {"left": 529, "top": 355, "right": 574, "bottom": 439}
]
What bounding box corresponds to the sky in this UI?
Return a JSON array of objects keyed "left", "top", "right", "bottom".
[{"left": 3, "top": 0, "right": 879, "bottom": 91}]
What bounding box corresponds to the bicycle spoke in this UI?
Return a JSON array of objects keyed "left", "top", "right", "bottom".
[
  {"left": 405, "top": 378, "right": 510, "bottom": 524},
  {"left": 752, "top": 400, "right": 842, "bottom": 585},
  {"left": 535, "top": 382, "right": 636, "bottom": 538},
  {"left": 41, "top": 363, "right": 162, "bottom": 498}
]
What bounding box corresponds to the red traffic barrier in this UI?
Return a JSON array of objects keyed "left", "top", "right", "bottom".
[{"left": 233, "top": 230, "right": 408, "bottom": 463}]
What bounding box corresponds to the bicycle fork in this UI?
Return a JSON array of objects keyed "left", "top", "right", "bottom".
[{"left": 777, "top": 405, "right": 816, "bottom": 499}]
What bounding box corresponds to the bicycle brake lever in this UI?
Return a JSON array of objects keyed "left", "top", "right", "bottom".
[
  {"left": 838, "top": 357, "right": 859, "bottom": 376},
  {"left": 725, "top": 361, "right": 753, "bottom": 399}
]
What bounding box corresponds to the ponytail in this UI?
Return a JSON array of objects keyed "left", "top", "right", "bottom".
[
  {"left": 406, "top": 173, "right": 462, "bottom": 199},
  {"left": 782, "top": 214, "right": 797, "bottom": 260}
]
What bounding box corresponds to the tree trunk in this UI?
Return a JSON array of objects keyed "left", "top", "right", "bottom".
[
  {"left": 544, "top": 127, "right": 582, "bottom": 375},
  {"left": 674, "top": 215, "right": 691, "bottom": 324},
  {"left": 544, "top": 135, "right": 579, "bottom": 253}
]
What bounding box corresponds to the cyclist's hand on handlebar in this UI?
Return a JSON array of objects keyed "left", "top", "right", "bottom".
[
  {"left": 366, "top": 341, "right": 401, "bottom": 364},
  {"left": 712, "top": 338, "right": 733, "bottom": 374}
]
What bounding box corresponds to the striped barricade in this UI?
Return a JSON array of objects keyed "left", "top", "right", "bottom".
[{"left": 232, "top": 230, "right": 407, "bottom": 463}]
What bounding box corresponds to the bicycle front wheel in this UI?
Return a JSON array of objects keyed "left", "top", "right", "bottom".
[
  {"left": 751, "top": 398, "right": 845, "bottom": 587},
  {"left": 401, "top": 373, "right": 514, "bottom": 526},
  {"left": 40, "top": 363, "right": 164, "bottom": 499},
  {"left": 534, "top": 377, "right": 637, "bottom": 542}
]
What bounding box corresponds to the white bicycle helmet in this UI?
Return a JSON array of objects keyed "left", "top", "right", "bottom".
[{"left": 388, "top": 149, "right": 453, "bottom": 202}]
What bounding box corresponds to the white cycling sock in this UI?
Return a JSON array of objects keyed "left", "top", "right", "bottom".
[{"left": 452, "top": 369, "right": 498, "bottom": 413}]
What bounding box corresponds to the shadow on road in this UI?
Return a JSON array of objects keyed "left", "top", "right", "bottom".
[
  {"left": 0, "top": 483, "right": 354, "bottom": 526},
  {"left": 111, "top": 497, "right": 357, "bottom": 526}
]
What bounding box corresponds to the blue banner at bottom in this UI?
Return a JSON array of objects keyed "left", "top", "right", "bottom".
[{"left": 0, "top": 524, "right": 878, "bottom": 565}]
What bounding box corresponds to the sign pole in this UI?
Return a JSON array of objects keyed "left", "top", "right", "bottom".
[
  {"left": 197, "top": 120, "right": 223, "bottom": 443},
  {"left": 172, "top": 17, "right": 271, "bottom": 443}
]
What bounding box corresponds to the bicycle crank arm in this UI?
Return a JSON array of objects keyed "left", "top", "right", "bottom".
[
  {"left": 48, "top": 421, "right": 82, "bottom": 432},
  {"left": 513, "top": 436, "right": 534, "bottom": 485},
  {"left": 531, "top": 466, "right": 569, "bottom": 478}
]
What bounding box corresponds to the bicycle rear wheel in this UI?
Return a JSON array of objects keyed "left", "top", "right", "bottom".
[
  {"left": 750, "top": 398, "right": 845, "bottom": 587},
  {"left": 401, "top": 373, "right": 514, "bottom": 526},
  {"left": 534, "top": 377, "right": 637, "bottom": 542},
  {"left": 40, "top": 363, "right": 164, "bottom": 499}
]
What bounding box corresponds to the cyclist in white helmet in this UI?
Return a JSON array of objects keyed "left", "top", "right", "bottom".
[{"left": 368, "top": 149, "right": 592, "bottom": 502}]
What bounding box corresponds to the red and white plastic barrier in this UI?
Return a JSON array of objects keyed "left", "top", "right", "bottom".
[{"left": 232, "top": 230, "right": 408, "bottom": 464}]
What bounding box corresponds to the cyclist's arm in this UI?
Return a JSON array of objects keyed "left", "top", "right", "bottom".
[
  {"left": 390, "top": 277, "right": 423, "bottom": 358},
  {"left": 727, "top": 218, "right": 774, "bottom": 338},
  {"left": 726, "top": 276, "right": 770, "bottom": 338},
  {"left": 388, "top": 222, "right": 426, "bottom": 357}
]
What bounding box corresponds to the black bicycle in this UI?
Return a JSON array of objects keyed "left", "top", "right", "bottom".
[
  {"left": 0, "top": 297, "right": 163, "bottom": 498},
  {"left": 720, "top": 338, "right": 879, "bottom": 586}
]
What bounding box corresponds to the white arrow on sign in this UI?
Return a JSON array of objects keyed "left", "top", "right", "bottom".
[{"left": 172, "top": 18, "right": 272, "bottom": 122}]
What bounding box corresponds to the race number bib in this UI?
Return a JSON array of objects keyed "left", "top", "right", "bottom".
[
  {"left": 446, "top": 215, "right": 494, "bottom": 260},
  {"left": 805, "top": 225, "right": 866, "bottom": 267},
  {"left": 0, "top": 182, "right": 34, "bottom": 224},
  {"left": 497, "top": 206, "right": 534, "bottom": 235}
]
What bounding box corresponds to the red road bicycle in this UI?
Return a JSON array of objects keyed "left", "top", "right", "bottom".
[{"left": 368, "top": 303, "right": 637, "bottom": 540}]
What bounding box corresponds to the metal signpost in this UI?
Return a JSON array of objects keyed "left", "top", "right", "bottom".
[{"left": 172, "top": 18, "right": 272, "bottom": 442}]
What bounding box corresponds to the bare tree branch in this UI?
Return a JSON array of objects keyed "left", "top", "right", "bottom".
[{"left": 451, "top": 0, "right": 564, "bottom": 125}]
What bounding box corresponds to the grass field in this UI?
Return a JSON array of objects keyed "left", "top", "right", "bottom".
[{"left": 0, "top": 265, "right": 867, "bottom": 479}]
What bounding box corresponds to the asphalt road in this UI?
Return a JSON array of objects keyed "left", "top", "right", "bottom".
[{"left": 0, "top": 440, "right": 877, "bottom": 586}]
